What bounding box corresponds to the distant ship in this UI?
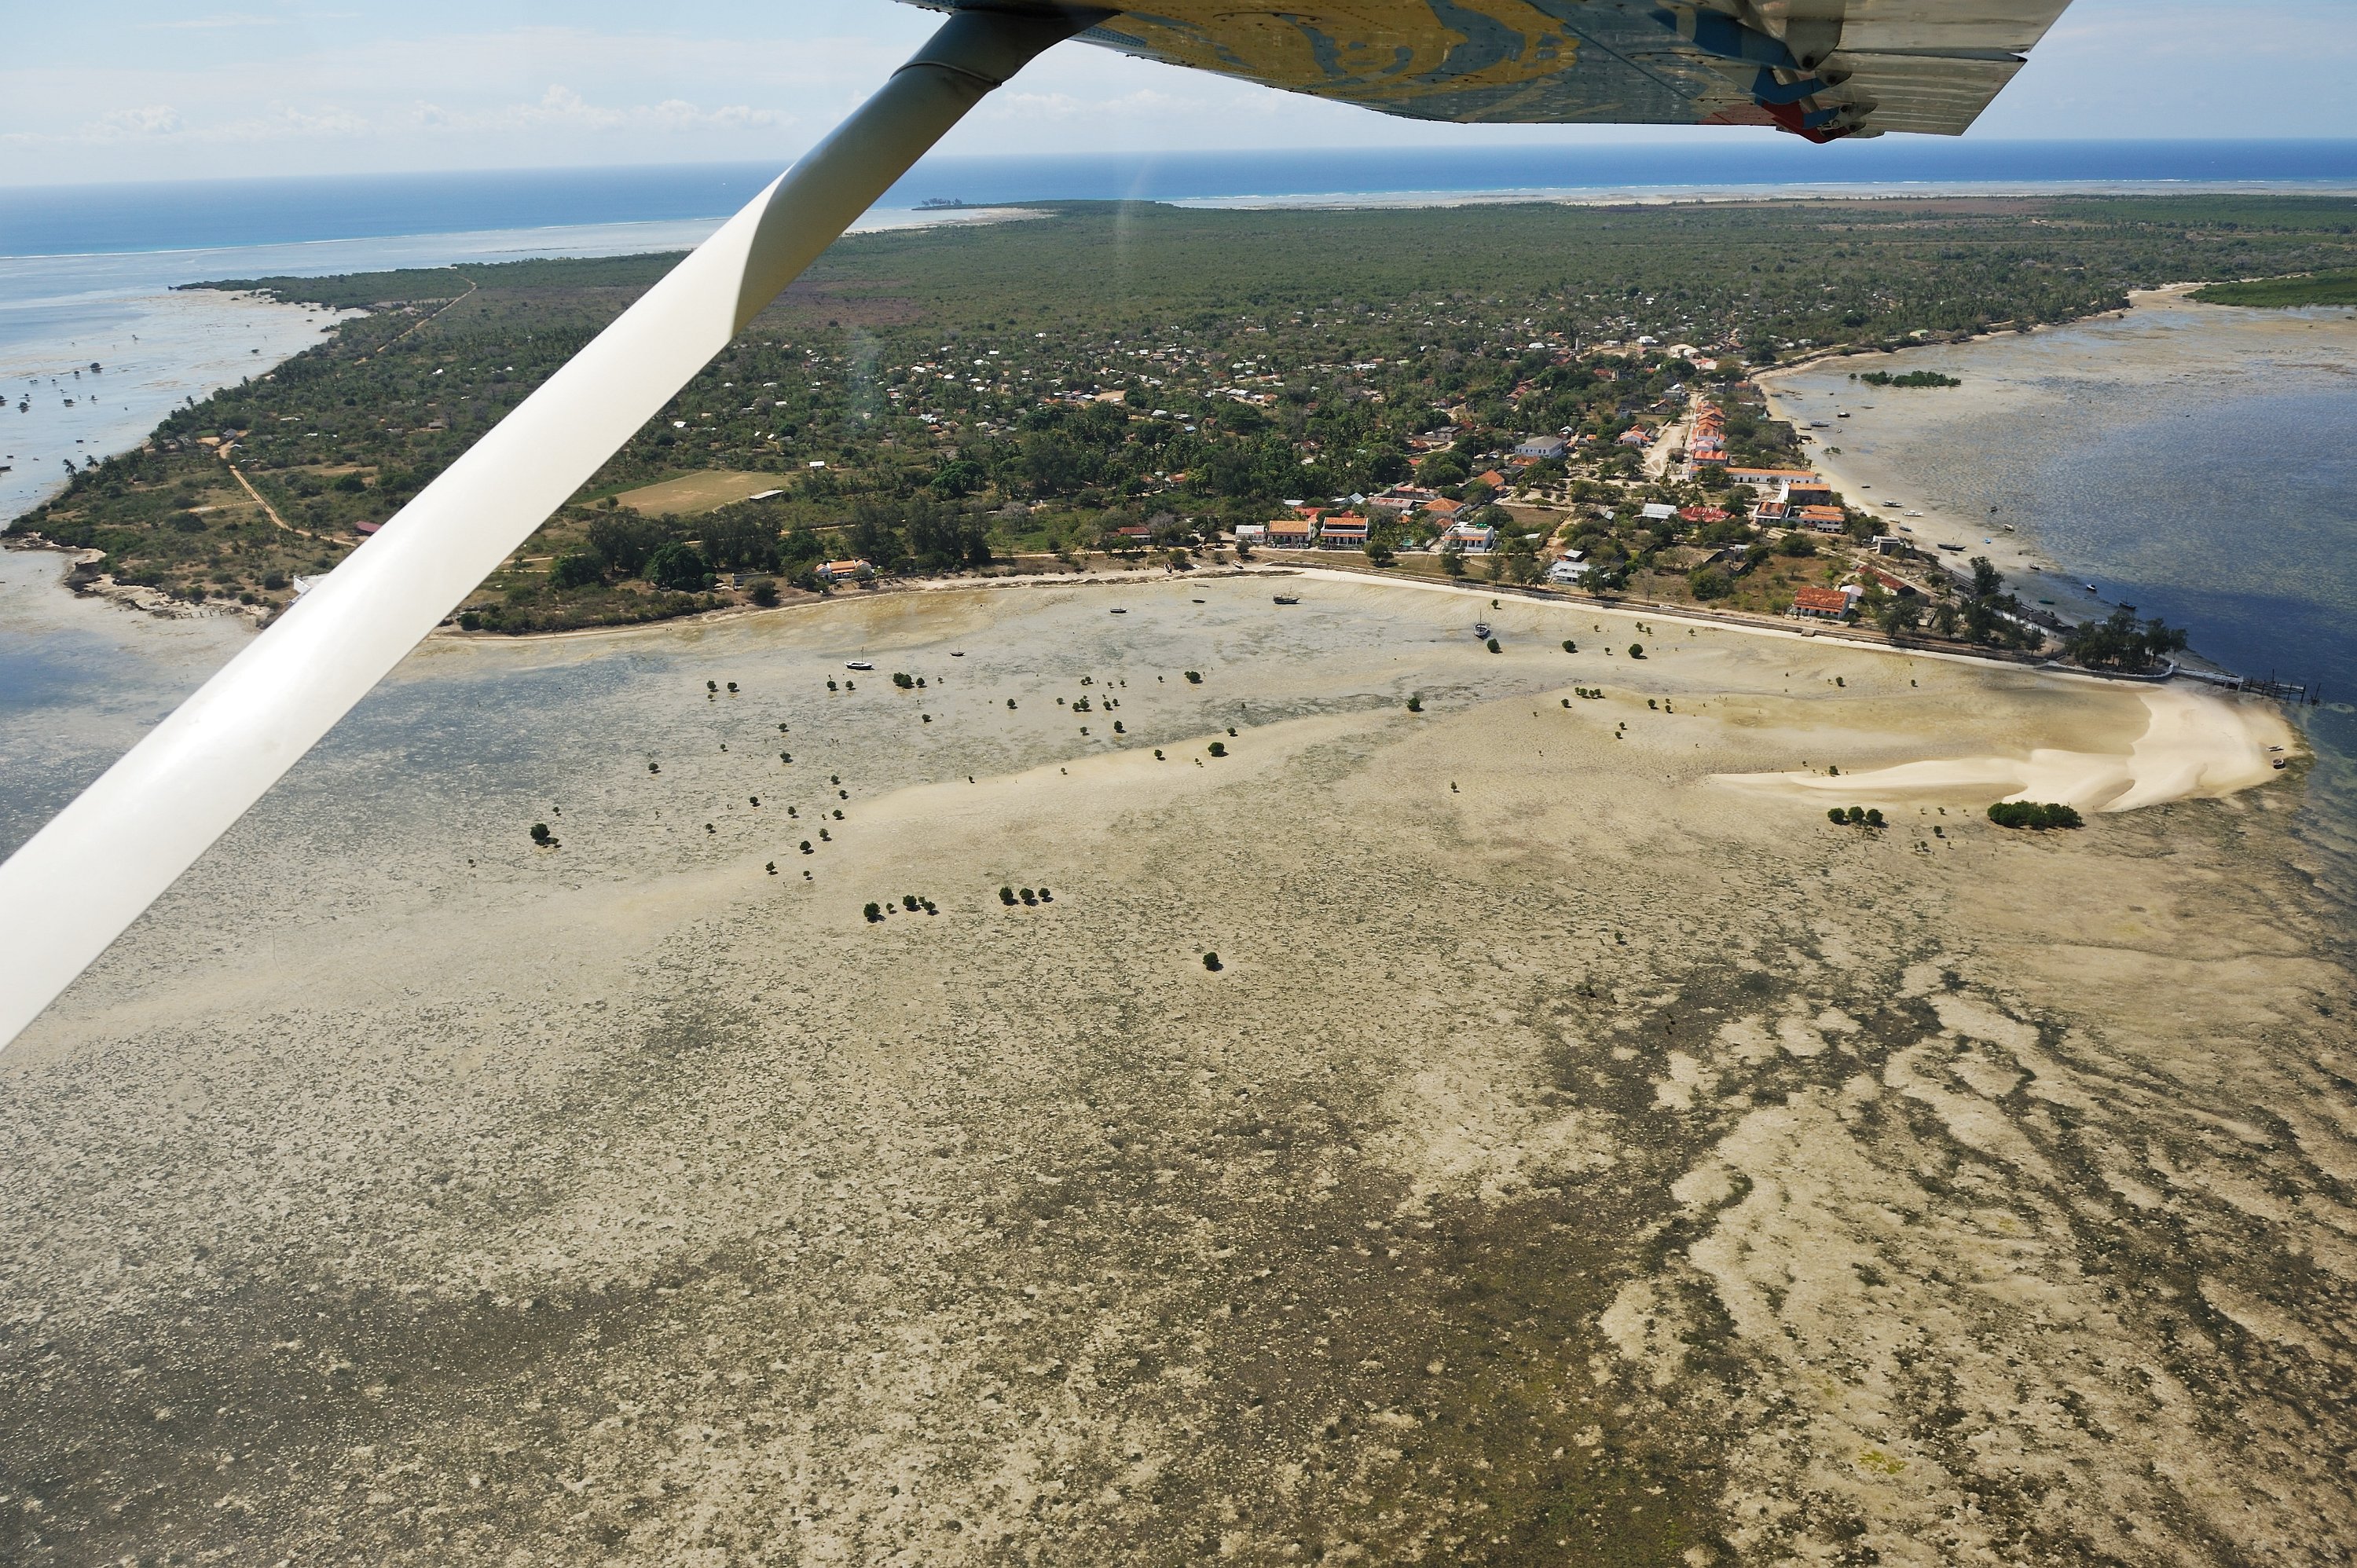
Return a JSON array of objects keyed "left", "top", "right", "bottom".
[{"left": 915, "top": 197, "right": 965, "bottom": 210}]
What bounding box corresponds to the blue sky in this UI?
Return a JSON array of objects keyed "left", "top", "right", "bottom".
[{"left": 5, "top": 1, "right": 2354, "bottom": 186}]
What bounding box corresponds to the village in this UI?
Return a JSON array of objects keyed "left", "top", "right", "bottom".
[
  {"left": 617, "top": 334, "right": 2066, "bottom": 668},
  {"left": 20, "top": 202, "right": 2194, "bottom": 669},
  {"left": 1090, "top": 338, "right": 2009, "bottom": 651}
]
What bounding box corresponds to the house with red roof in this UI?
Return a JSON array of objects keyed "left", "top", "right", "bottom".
[{"left": 1318, "top": 515, "right": 1371, "bottom": 549}]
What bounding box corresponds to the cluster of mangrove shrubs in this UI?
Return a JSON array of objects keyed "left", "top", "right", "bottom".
[
  {"left": 1988, "top": 800, "right": 2085, "bottom": 830},
  {"left": 1852, "top": 369, "right": 1962, "bottom": 388}
]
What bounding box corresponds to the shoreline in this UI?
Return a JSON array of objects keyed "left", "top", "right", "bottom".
[
  {"left": 1750, "top": 284, "right": 2357, "bottom": 644},
  {"left": 15, "top": 519, "right": 2295, "bottom": 752},
  {"left": 18, "top": 533, "right": 2282, "bottom": 830},
  {"left": 0, "top": 284, "right": 344, "bottom": 527}
]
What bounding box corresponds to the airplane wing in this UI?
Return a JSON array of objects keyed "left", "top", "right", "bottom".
[
  {"left": 911, "top": 0, "right": 2074, "bottom": 140},
  {"left": 0, "top": 0, "right": 2077, "bottom": 1049}
]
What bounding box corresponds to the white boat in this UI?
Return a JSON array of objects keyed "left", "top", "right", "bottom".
[{"left": 845, "top": 660, "right": 874, "bottom": 670}]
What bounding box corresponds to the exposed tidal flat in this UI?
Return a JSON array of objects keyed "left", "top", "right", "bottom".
[{"left": 3, "top": 570, "right": 2352, "bottom": 1565}]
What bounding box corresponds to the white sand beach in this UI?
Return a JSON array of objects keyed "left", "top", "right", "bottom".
[{"left": 1717, "top": 682, "right": 2293, "bottom": 813}]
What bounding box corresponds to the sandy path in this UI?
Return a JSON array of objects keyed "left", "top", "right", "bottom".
[{"left": 222, "top": 456, "right": 309, "bottom": 536}]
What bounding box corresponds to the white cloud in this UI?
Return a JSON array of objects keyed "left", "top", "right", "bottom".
[
  {"left": 80, "top": 104, "right": 182, "bottom": 141},
  {"left": 5, "top": 0, "right": 2355, "bottom": 184},
  {"left": 207, "top": 104, "right": 372, "bottom": 142},
  {"left": 141, "top": 11, "right": 283, "bottom": 29},
  {"left": 405, "top": 85, "right": 790, "bottom": 135}
]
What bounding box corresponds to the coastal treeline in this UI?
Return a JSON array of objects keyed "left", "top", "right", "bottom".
[{"left": 13, "top": 194, "right": 2356, "bottom": 633}]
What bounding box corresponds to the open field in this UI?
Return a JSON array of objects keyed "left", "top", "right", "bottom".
[
  {"left": 5, "top": 573, "right": 2350, "bottom": 1565},
  {"left": 2190, "top": 269, "right": 2357, "bottom": 308},
  {"left": 615, "top": 470, "right": 790, "bottom": 516}
]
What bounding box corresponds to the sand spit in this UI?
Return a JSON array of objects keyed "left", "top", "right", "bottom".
[
  {"left": 3, "top": 575, "right": 2352, "bottom": 1566},
  {"left": 1717, "top": 685, "right": 2295, "bottom": 814}
]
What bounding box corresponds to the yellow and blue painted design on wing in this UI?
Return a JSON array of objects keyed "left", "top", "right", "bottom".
[
  {"left": 906, "top": 0, "right": 2073, "bottom": 138},
  {"left": 1079, "top": 0, "right": 1733, "bottom": 124}
]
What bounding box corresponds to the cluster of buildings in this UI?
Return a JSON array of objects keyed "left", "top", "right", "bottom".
[
  {"left": 1687, "top": 401, "right": 1728, "bottom": 467},
  {"left": 1731, "top": 467, "right": 1848, "bottom": 533},
  {"left": 1236, "top": 507, "right": 1501, "bottom": 555}
]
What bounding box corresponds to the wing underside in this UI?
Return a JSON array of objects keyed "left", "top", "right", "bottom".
[{"left": 916, "top": 1, "right": 2073, "bottom": 139}]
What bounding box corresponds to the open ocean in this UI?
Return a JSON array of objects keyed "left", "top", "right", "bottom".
[
  {"left": 6, "top": 141, "right": 2357, "bottom": 256},
  {"left": 5, "top": 142, "right": 2357, "bottom": 870}
]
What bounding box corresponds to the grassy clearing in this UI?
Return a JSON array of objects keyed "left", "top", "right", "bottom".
[{"left": 2190, "top": 269, "right": 2357, "bottom": 307}]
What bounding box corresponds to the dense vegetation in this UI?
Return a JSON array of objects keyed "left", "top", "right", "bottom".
[
  {"left": 13, "top": 193, "right": 2355, "bottom": 635},
  {"left": 1853, "top": 369, "right": 1961, "bottom": 388},
  {"left": 2189, "top": 268, "right": 2357, "bottom": 307},
  {"left": 2059, "top": 604, "right": 2190, "bottom": 672},
  {"left": 1987, "top": 801, "right": 2087, "bottom": 830}
]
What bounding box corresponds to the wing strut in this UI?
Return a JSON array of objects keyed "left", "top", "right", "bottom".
[{"left": 0, "top": 5, "right": 1103, "bottom": 1050}]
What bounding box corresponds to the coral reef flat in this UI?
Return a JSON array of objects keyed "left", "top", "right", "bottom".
[{"left": 2, "top": 575, "right": 2347, "bottom": 1565}]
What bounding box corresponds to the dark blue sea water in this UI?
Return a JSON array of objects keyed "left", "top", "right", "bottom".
[{"left": 5, "top": 140, "right": 2355, "bottom": 258}]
